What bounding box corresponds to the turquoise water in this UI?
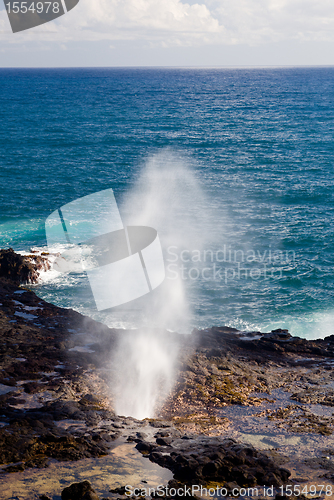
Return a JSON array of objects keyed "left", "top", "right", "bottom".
[{"left": 1, "top": 67, "right": 334, "bottom": 338}]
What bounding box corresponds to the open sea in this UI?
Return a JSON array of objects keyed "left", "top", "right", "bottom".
[{"left": 1, "top": 67, "right": 334, "bottom": 339}]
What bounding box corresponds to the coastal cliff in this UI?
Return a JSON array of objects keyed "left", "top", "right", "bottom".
[{"left": 0, "top": 249, "right": 334, "bottom": 499}]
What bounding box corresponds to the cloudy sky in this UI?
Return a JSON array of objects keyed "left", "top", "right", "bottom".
[{"left": 1, "top": 0, "right": 334, "bottom": 66}]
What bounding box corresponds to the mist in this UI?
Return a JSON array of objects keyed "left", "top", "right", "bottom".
[{"left": 111, "top": 149, "right": 213, "bottom": 419}]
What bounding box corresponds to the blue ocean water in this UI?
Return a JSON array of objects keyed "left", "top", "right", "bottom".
[{"left": 0, "top": 67, "right": 334, "bottom": 339}]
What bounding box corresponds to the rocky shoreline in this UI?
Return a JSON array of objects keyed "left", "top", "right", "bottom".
[{"left": 1, "top": 249, "right": 334, "bottom": 499}]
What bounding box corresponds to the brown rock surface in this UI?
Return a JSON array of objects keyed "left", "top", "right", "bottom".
[
  {"left": 61, "top": 480, "right": 99, "bottom": 500},
  {"left": 0, "top": 248, "right": 50, "bottom": 284},
  {"left": 1, "top": 250, "right": 334, "bottom": 498}
]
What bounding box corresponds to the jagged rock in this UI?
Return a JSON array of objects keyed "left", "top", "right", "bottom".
[
  {"left": 0, "top": 247, "right": 333, "bottom": 498},
  {"left": 61, "top": 480, "right": 99, "bottom": 500},
  {"left": 137, "top": 437, "right": 290, "bottom": 487},
  {"left": 0, "top": 248, "right": 50, "bottom": 284},
  {"left": 110, "top": 486, "right": 127, "bottom": 495},
  {"left": 136, "top": 441, "right": 155, "bottom": 453},
  {"left": 156, "top": 437, "right": 173, "bottom": 446}
]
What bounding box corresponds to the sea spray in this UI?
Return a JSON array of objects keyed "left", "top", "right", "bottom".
[
  {"left": 113, "top": 329, "right": 179, "bottom": 419},
  {"left": 112, "top": 150, "right": 214, "bottom": 418}
]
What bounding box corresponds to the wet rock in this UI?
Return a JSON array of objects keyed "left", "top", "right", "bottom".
[
  {"left": 156, "top": 437, "right": 173, "bottom": 446},
  {"left": 262, "top": 330, "right": 292, "bottom": 342},
  {"left": 149, "top": 420, "right": 173, "bottom": 428},
  {"left": 0, "top": 415, "right": 110, "bottom": 468},
  {"left": 0, "top": 248, "right": 50, "bottom": 284},
  {"left": 23, "top": 381, "right": 45, "bottom": 394},
  {"left": 291, "top": 389, "right": 334, "bottom": 407},
  {"left": 136, "top": 432, "right": 148, "bottom": 440},
  {"left": 80, "top": 394, "right": 101, "bottom": 406},
  {"left": 137, "top": 437, "right": 291, "bottom": 487},
  {"left": 61, "top": 480, "right": 99, "bottom": 500},
  {"left": 4, "top": 462, "right": 26, "bottom": 472},
  {"left": 1, "top": 249, "right": 333, "bottom": 494},
  {"left": 136, "top": 441, "right": 155, "bottom": 454},
  {"left": 110, "top": 486, "right": 127, "bottom": 495},
  {"left": 42, "top": 401, "right": 86, "bottom": 421},
  {"left": 155, "top": 429, "right": 181, "bottom": 440}
]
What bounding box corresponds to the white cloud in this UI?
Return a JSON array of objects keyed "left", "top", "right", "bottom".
[
  {"left": 0, "top": 0, "right": 221, "bottom": 44},
  {"left": 1, "top": 0, "right": 334, "bottom": 47},
  {"left": 77, "top": 0, "right": 220, "bottom": 33},
  {"left": 210, "top": 0, "right": 334, "bottom": 44}
]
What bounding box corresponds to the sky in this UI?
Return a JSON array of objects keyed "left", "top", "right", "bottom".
[{"left": 0, "top": 0, "right": 334, "bottom": 67}]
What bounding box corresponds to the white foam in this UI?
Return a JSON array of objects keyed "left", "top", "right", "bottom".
[
  {"left": 239, "top": 335, "right": 263, "bottom": 341},
  {"left": 18, "top": 247, "right": 60, "bottom": 283}
]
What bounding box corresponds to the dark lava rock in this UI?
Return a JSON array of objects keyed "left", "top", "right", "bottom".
[
  {"left": 136, "top": 441, "right": 155, "bottom": 453},
  {"left": 4, "top": 462, "right": 26, "bottom": 472},
  {"left": 156, "top": 437, "right": 173, "bottom": 446},
  {"left": 80, "top": 394, "right": 101, "bottom": 406},
  {"left": 149, "top": 420, "right": 173, "bottom": 428},
  {"left": 0, "top": 419, "right": 110, "bottom": 469},
  {"left": 110, "top": 486, "right": 127, "bottom": 495},
  {"left": 191, "top": 326, "right": 334, "bottom": 360},
  {"left": 155, "top": 429, "right": 181, "bottom": 440},
  {"left": 23, "top": 381, "right": 45, "bottom": 394},
  {"left": 137, "top": 437, "right": 290, "bottom": 487},
  {"left": 42, "top": 400, "right": 86, "bottom": 421},
  {"left": 0, "top": 248, "right": 50, "bottom": 284},
  {"left": 61, "top": 480, "right": 99, "bottom": 500},
  {"left": 0, "top": 248, "right": 330, "bottom": 489},
  {"left": 136, "top": 432, "right": 148, "bottom": 440},
  {"left": 0, "top": 254, "right": 125, "bottom": 472}
]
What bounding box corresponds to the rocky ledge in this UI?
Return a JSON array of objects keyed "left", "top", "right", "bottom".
[
  {"left": 136, "top": 435, "right": 290, "bottom": 487},
  {"left": 0, "top": 276, "right": 121, "bottom": 472},
  {"left": 1, "top": 249, "right": 334, "bottom": 499},
  {"left": 0, "top": 248, "right": 50, "bottom": 284}
]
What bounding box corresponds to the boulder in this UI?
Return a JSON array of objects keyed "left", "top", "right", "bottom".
[{"left": 61, "top": 480, "right": 99, "bottom": 500}]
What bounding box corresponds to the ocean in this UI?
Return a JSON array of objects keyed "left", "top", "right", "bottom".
[{"left": 1, "top": 67, "right": 334, "bottom": 339}]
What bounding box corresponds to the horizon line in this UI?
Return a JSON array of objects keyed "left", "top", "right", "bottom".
[{"left": 1, "top": 64, "right": 334, "bottom": 70}]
